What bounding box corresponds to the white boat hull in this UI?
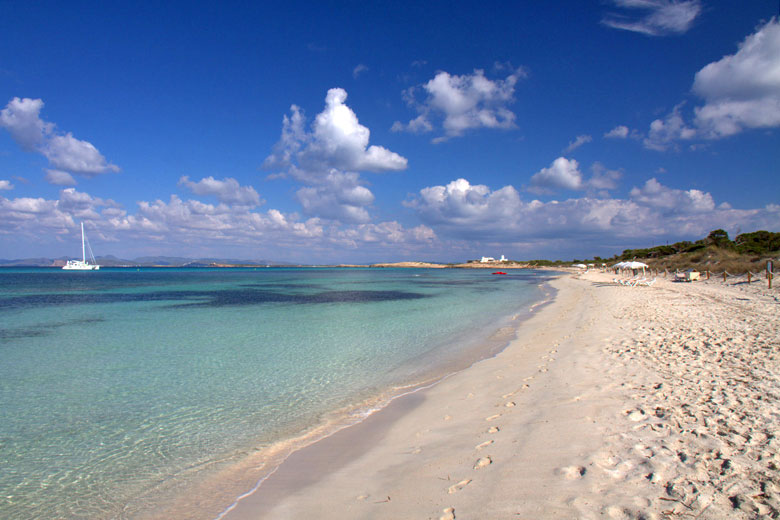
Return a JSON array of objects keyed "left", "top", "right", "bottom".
[{"left": 63, "top": 260, "right": 100, "bottom": 270}]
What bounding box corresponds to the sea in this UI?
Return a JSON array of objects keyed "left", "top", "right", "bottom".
[{"left": 0, "top": 267, "right": 555, "bottom": 519}]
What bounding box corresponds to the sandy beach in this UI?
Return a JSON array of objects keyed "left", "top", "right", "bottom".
[{"left": 222, "top": 269, "right": 780, "bottom": 520}]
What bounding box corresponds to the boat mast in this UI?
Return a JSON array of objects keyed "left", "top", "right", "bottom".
[{"left": 81, "top": 222, "right": 86, "bottom": 263}]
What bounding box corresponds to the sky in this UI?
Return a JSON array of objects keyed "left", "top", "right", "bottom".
[{"left": 1, "top": 1, "right": 779, "bottom": 263}]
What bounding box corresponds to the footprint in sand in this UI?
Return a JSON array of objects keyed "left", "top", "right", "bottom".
[
  {"left": 502, "top": 392, "right": 515, "bottom": 399},
  {"left": 558, "top": 465, "right": 587, "bottom": 479},
  {"left": 447, "top": 479, "right": 471, "bottom": 494},
  {"left": 474, "top": 456, "right": 492, "bottom": 469},
  {"left": 633, "top": 443, "right": 653, "bottom": 458},
  {"left": 439, "top": 507, "right": 456, "bottom": 520},
  {"left": 476, "top": 440, "right": 494, "bottom": 450},
  {"left": 487, "top": 426, "right": 500, "bottom": 433},
  {"left": 485, "top": 414, "right": 501, "bottom": 421}
]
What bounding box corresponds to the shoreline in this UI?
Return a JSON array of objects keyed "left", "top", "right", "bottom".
[
  {"left": 214, "top": 280, "right": 559, "bottom": 520},
  {"left": 219, "top": 270, "right": 780, "bottom": 519},
  {"left": 140, "top": 272, "right": 557, "bottom": 520}
]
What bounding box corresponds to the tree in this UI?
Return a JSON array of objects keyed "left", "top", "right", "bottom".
[{"left": 706, "top": 229, "right": 732, "bottom": 248}]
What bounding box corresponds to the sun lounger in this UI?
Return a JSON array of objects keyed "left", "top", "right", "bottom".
[{"left": 635, "top": 277, "right": 656, "bottom": 287}]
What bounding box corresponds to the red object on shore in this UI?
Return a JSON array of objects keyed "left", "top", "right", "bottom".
[{"left": 492, "top": 271, "right": 507, "bottom": 275}]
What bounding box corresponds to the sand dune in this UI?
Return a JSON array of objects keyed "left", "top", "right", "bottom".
[{"left": 223, "top": 270, "right": 779, "bottom": 520}]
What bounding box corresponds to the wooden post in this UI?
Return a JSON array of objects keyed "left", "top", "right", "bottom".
[
  {"left": 723, "top": 272, "right": 727, "bottom": 283},
  {"left": 706, "top": 270, "right": 710, "bottom": 280},
  {"left": 748, "top": 272, "right": 752, "bottom": 284}
]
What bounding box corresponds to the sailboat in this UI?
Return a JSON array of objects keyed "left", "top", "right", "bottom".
[{"left": 63, "top": 222, "right": 100, "bottom": 270}]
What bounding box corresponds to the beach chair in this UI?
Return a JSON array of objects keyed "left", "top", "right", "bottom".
[{"left": 636, "top": 277, "right": 656, "bottom": 287}]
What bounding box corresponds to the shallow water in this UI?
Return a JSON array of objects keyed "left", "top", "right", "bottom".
[{"left": 0, "top": 267, "right": 552, "bottom": 519}]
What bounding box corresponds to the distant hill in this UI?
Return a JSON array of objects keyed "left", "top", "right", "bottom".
[
  {"left": 0, "top": 256, "right": 294, "bottom": 267},
  {"left": 593, "top": 229, "right": 780, "bottom": 273}
]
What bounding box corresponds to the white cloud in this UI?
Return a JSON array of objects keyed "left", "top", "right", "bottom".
[
  {"left": 264, "top": 88, "right": 407, "bottom": 223},
  {"left": 0, "top": 97, "right": 50, "bottom": 150},
  {"left": 45, "top": 169, "right": 77, "bottom": 186},
  {"left": 629, "top": 178, "right": 714, "bottom": 212},
  {"left": 528, "top": 157, "right": 583, "bottom": 194},
  {"left": 587, "top": 163, "right": 623, "bottom": 193},
  {"left": 0, "top": 186, "right": 437, "bottom": 262},
  {"left": 563, "top": 134, "right": 592, "bottom": 153},
  {"left": 643, "top": 104, "right": 696, "bottom": 151},
  {"left": 0, "top": 180, "right": 13, "bottom": 190},
  {"left": 352, "top": 64, "right": 369, "bottom": 79},
  {"left": 604, "top": 125, "right": 629, "bottom": 138},
  {"left": 394, "top": 68, "right": 526, "bottom": 141},
  {"left": 0, "top": 97, "right": 119, "bottom": 176},
  {"left": 692, "top": 18, "right": 780, "bottom": 138},
  {"left": 643, "top": 19, "right": 780, "bottom": 149},
  {"left": 295, "top": 170, "right": 374, "bottom": 223},
  {"left": 178, "top": 176, "right": 261, "bottom": 206},
  {"left": 265, "top": 88, "right": 407, "bottom": 175},
  {"left": 602, "top": 0, "right": 702, "bottom": 36},
  {"left": 407, "top": 176, "right": 780, "bottom": 247}
]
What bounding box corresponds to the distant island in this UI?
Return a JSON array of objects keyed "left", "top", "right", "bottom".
[
  {"left": 0, "top": 255, "right": 294, "bottom": 268},
  {"left": 3, "top": 229, "right": 778, "bottom": 272}
]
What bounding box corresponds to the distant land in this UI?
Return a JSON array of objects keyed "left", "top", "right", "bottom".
[
  {"left": 0, "top": 256, "right": 531, "bottom": 269},
  {"left": 0, "top": 255, "right": 295, "bottom": 268}
]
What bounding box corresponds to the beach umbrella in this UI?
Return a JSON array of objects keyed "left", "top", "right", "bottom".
[{"left": 624, "top": 261, "right": 648, "bottom": 274}]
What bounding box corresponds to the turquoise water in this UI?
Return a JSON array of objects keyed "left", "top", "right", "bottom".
[{"left": 0, "top": 267, "right": 553, "bottom": 519}]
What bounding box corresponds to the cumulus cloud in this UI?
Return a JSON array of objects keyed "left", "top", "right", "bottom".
[
  {"left": 295, "top": 170, "right": 374, "bottom": 223},
  {"left": 0, "top": 97, "right": 119, "bottom": 176},
  {"left": 643, "top": 19, "right": 780, "bottom": 149},
  {"left": 528, "top": 157, "right": 584, "bottom": 194},
  {"left": 605, "top": 125, "right": 629, "bottom": 138},
  {"left": 406, "top": 179, "right": 523, "bottom": 239},
  {"left": 692, "top": 18, "right": 780, "bottom": 138},
  {"left": 0, "top": 180, "right": 13, "bottom": 190},
  {"left": 264, "top": 88, "right": 407, "bottom": 223},
  {"left": 602, "top": 0, "right": 701, "bottom": 36},
  {"left": 407, "top": 176, "right": 780, "bottom": 246},
  {"left": 393, "top": 68, "right": 526, "bottom": 141},
  {"left": 0, "top": 186, "right": 436, "bottom": 262},
  {"left": 178, "top": 176, "right": 261, "bottom": 206},
  {"left": 629, "top": 178, "right": 714, "bottom": 212},
  {"left": 643, "top": 104, "right": 696, "bottom": 151},
  {"left": 563, "top": 134, "right": 592, "bottom": 153},
  {"left": 265, "top": 88, "right": 407, "bottom": 175},
  {"left": 587, "top": 163, "right": 623, "bottom": 193},
  {"left": 45, "top": 169, "right": 77, "bottom": 186}
]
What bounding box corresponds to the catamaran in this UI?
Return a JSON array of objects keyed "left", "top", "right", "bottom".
[{"left": 63, "top": 222, "right": 100, "bottom": 270}]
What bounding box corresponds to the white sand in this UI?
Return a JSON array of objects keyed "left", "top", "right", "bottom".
[{"left": 222, "top": 270, "right": 780, "bottom": 520}]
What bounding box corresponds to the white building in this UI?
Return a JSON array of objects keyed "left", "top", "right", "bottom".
[{"left": 481, "top": 255, "right": 508, "bottom": 263}]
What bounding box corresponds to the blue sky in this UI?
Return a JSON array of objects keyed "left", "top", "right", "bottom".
[{"left": 1, "top": 1, "right": 778, "bottom": 263}]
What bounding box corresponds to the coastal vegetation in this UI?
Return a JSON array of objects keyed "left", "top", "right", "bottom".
[{"left": 591, "top": 229, "right": 780, "bottom": 273}]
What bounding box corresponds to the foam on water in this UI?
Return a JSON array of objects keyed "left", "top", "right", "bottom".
[{"left": 0, "top": 267, "right": 554, "bottom": 519}]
